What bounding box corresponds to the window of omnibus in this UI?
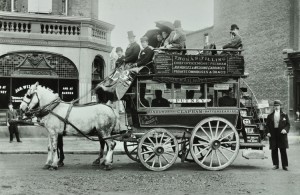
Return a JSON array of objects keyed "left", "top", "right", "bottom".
[
  {"left": 138, "top": 82, "right": 172, "bottom": 108},
  {"left": 172, "top": 84, "right": 206, "bottom": 108},
  {"left": 207, "top": 82, "right": 238, "bottom": 107}
]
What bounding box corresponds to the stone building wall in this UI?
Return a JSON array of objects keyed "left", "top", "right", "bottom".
[{"left": 187, "top": 0, "right": 292, "bottom": 111}]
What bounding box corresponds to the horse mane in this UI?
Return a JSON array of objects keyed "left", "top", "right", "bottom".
[{"left": 37, "top": 85, "right": 59, "bottom": 99}]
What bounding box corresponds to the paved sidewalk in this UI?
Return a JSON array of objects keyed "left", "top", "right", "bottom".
[{"left": 0, "top": 137, "right": 126, "bottom": 155}]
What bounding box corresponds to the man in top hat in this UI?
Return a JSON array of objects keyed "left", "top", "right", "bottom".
[
  {"left": 134, "top": 36, "right": 154, "bottom": 68},
  {"left": 164, "top": 20, "right": 186, "bottom": 49},
  {"left": 266, "top": 100, "right": 290, "bottom": 171},
  {"left": 6, "top": 102, "right": 21, "bottom": 143},
  {"left": 222, "top": 24, "right": 242, "bottom": 50},
  {"left": 115, "top": 47, "right": 125, "bottom": 68},
  {"left": 124, "top": 31, "right": 141, "bottom": 64}
]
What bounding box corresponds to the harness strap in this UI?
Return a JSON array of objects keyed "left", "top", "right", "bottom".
[{"left": 63, "top": 102, "right": 74, "bottom": 135}]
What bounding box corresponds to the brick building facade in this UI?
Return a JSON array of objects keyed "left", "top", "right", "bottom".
[{"left": 187, "top": 0, "right": 300, "bottom": 125}]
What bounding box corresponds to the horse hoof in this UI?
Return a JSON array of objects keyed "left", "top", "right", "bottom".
[
  {"left": 49, "top": 166, "right": 58, "bottom": 171},
  {"left": 42, "top": 165, "right": 51, "bottom": 170},
  {"left": 103, "top": 165, "right": 113, "bottom": 171},
  {"left": 58, "top": 161, "right": 64, "bottom": 167},
  {"left": 92, "top": 159, "right": 100, "bottom": 166}
]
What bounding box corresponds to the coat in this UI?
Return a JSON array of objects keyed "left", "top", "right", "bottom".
[
  {"left": 223, "top": 34, "right": 242, "bottom": 49},
  {"left": 7, "top": 109, "right": 18, "bottom": 126},
  {"left": 266, "top": 111, "right": 290, "bottom": 149},
  {"left": 164, "top": 28, "right": 186, "bottom": 49},
  {"left": 125, "top": 42, "right": 141, "bottom": 64},
  {"left": 115, "top": 55, "right": 125, "bottom": 68},
  {"left": 136, "top": 46, "right": 154, "bottom": 67}
]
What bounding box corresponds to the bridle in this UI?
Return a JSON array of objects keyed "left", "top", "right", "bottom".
[{"left": 21, "top": 91, "right": 40, "bottom": 111}]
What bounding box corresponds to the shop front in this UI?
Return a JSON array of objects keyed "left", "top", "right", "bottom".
[{"left": 0, "top": 51, "right": 79, "bottom": 110}]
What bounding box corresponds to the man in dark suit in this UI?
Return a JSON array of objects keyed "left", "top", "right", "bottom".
[
  {"left": 6, "top": 102, "right": 21, "bottom": 143},
  {"left": 135, "top": 36, "right": 154, "bottom": 67},
  {"left": 266, "top": 100, "right": 290, "bottom": 171},
  {"left": 218, "top": 89, "right": 237, "bottom": 107},
  {"left": 124, "top": 31, "right": 141, "bottom": 64},
  {"left": 151, "top": 90, "right": 170, "bottom": 107},
  {"left": 115, "top": 47, "right": 125, "bottom": 68},
  {"left": 222, "top": 24, "right": 242, "bottom": 49}
]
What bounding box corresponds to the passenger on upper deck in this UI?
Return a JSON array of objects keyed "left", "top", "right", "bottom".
[
  {"left": 156, "top": 34, "right": 164, "bottom": 48},
  {"left": 164, "top": 20, "right": 186, "bottom": 50},
  {"left": 124, "top": 31, "right": 141, "bottom": 65},
  {"left": 151, "top": 90, "right": 170, "bottom": 107},
  {"left": 222, "top": 24, "right": 242, "bottom": 50},
  {"left": 218, "top": 89, "right": 237, "bottom": 107},
  {"left": 115, "top": 47, "right": 125, "bottom": 68},
  {"left": 160, "top": 31, "right": 169, "bottom": 47},
  {"left": 134, "top": 36, "right": 154, "bottom": 68}
]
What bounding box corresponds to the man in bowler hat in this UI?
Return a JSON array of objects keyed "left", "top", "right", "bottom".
[
  {"left": 222, "top": 24, "right": 242, "bottom": 49},
  {"left": 135, "top": 36, "right": 154, "bottom": 68},
  {"left": 124, "top": 31, "right": 141, "bottom": 64},
  {"left": 6, "top": 102, "right": 21, "bottom": 143},
  {"left": 266, "top": 100, "right": 290, "bottom": 171}
]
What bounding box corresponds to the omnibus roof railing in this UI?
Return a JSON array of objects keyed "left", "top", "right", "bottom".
[{"left": 154, "top": 48, "right": 244, "bottom": 52}]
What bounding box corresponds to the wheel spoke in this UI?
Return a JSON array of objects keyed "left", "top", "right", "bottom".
[
  {"left": 141, "top": 150, "right": 153, "bottom": 155},
  {"left": 158, "top": 156, "right": 162, "bottom": 168},
  {"left": 220, "top": 146, "right": 235, "bottom": 153},
  {"left": 201, "top": 148, "right": 212, "bottom": 164},
  {"left": 215, "top": 150, "right": 221, "bottom": 166},
  {"left": 164, "top": 144, "right": 177, "bottom": 150},
  {"left": 151, "top": 158, "right": 156, "bottom": 168},
  {"left": 219, "top": 132, "right": 234, "bottom": 142},
  {"left": 193, "top": 143, "right": 209, "bottom": 147},
  {"left": 145, "top": 153, "right": 155, "bottom": 162},
  {"left": 160, "top": 132, "right": 165, "bottom": 144},
  {"left": 208, "top": 121, "right": 214, "bottom": 139},
  {"left": 164, "top": 151, "right": 176, "bottom": 157},
  {"left": 147, "top": 137, "right": 156, "bottom": 147},
  {"left": 129, "top": 147, "right": 138, "bottom": 154},
  {"left": 200, "top": 126, "right": 212, "bottom": 140},
  {"left": 195, "top": 145, "right": 210, "bottom": 156},
  {"left": 155, "top": 133, "right": 158, "bottom": 145},
  {"left": 163, "top": 137, "right": 172, "bottom": 145},
  {"left": 217, "top": 124, "right": 228, "bottom": 140},
  {"left": 218, "top": 148, "right": 229, "bottom": 161},
  {"left": 215, "top": 120, "right": 220, "bottom": 138},
  {"left": 142, "top": 144, "right": 153, "bottom": 149},
  {"left": 194, "top": 135, "right": 210, "bottom": 143},
  {"left": 161, "top": 154, "right": 170, "bottom": 164},
  {"left": 210, "top": 150, "right": 215, "bottom": 167}
]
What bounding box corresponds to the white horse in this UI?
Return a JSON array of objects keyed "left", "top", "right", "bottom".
[{"left": 19, "top": 82, "right": 119, "bottom": 170}]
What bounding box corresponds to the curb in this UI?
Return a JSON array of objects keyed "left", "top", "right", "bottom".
[{"left": 0, "top": 151, "right": 126, "bottom": 155}]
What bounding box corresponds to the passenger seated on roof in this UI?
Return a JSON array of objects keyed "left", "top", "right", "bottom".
[
  {"left": 134, "top": 36, "right": 154, "bottom": 68},
  {"left": 222, "top": 24, "right": 242, "bottom": 50},
  {"left": 218, "top": 89, "right": 237, "bottom": 107},
  {"left": 151, "top": 90, "right": 170, "bottom": 107},
  {"left": 164, "top": 20, "right": 186, "bottom": 50},
  {"left": 156, "top": 33, "right": 164, "bottom": 48}
]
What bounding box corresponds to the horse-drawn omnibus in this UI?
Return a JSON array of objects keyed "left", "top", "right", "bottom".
[
  {"left": 19, "top": 49, "right": 266, "bottom": 171},
  {"left": 121, "top": 49, "right": 266, "bottom": 171}
]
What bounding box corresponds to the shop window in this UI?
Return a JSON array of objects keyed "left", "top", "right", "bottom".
[{"left": 0, "top": 78, "right": 10, "bottom": 109}]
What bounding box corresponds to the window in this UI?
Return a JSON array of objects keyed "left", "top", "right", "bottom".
[
  {"left": 207, "top": 82, "right": 238, "bottom": 107},
  {"left": 173, "top": 84, "right": 206, "bottom": 107}
]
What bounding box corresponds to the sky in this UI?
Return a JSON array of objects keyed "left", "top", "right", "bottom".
[{"left": 98, "top": 0, "right": 214, "bottom": 51}]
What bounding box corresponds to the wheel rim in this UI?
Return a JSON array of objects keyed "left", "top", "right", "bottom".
[
  {"left": 123, "top": 141, "right": 140, "bottom": 162},
  {"left": 138, "top": 128, "right": 178, "bottom": 171},
  {"left": 190, "top": 117, "right": 240, "bottom": 171}
]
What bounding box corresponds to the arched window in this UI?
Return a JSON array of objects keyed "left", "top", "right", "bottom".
[{"left": 92, "top": 55, "right": 105, "bottom": 81}]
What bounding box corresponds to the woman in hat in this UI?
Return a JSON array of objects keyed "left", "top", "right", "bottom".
[
  {"left": 164, "top": 20, "right": 186, "bottom": 50},
  {"left": 266, "top": 100, "right": 290, "bottom": 171}
]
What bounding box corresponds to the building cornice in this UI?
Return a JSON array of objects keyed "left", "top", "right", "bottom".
[{"left": 0, "top": 37, "right": 113, "bottom": 52}]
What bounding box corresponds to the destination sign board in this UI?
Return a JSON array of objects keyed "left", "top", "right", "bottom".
[{"left": 154, "top": 54, "right": 244, "bottom": 76}]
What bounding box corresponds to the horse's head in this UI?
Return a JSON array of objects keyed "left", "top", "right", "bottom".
[{"left": 19, "top": 82, "right": 40, "bottom": 112}]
